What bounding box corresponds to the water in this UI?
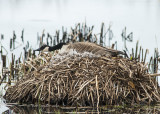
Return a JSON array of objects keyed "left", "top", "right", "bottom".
[
  {"left": 0, "top": 0, "right": 160, "bottom": 113},
  {"left": 0, "top": 83, "right": 8, "bottom": 113},
  {"left": 2, "top": 104, "right": 160, "bottom": 113}
]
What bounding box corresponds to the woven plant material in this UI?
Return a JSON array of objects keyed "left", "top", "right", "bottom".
[{"left": 4, "top": 52, "right": 160, "bottom": 106}]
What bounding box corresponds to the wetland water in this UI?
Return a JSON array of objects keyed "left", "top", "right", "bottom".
[
  {"left": 0, "top": 0, "right": 160, "bottom": 113},
  {"left": 2, "top": 105, "right": 160, "bottom": 113}
]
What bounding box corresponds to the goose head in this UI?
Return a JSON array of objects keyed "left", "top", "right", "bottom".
[
  {"left": 34, "top": 43, "right": 66, "bottom": 52},
  {"left": 34, "top": 44, "right": 49, "bottom": 52}
]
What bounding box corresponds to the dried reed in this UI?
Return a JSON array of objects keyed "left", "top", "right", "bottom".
[{"left": 4, "top": 52, "right": 160, "bottom": 106}]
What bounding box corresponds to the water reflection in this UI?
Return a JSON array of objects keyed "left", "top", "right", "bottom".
[{"left": 2, "top": 104, "right": 160, "bottom": 114}]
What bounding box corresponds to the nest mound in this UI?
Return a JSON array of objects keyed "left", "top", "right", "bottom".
[{"left": 4, "top": 52, "right": 160, "bottom": 106}]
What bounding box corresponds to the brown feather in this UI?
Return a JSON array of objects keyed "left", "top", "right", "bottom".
[{"left": 67, "top": 42, "right": 124, "bottom": 56}]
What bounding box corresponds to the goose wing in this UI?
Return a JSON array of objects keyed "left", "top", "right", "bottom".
[{"left": 67, "top": 42, "right": 124, "bottom": 56}]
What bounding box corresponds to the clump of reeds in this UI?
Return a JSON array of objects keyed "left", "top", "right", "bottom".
[{"left": 4, "top": 51, "right": 160, "bottom": 107}]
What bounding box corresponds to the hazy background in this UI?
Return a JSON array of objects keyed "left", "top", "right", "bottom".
[{"left": 0, "top": 0, "right": 160, "bottom": 82}]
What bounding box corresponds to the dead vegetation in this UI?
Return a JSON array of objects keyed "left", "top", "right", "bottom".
[{"left": 4, "top": 52, "right": 160, "bottom": 106}]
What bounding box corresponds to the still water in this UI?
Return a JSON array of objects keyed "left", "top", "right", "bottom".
[
  {"left": 2, "top": 104, "right": 160, "bottom": 113},
  {"left": 0, "top": 0, "right": 160, "bottom": 113}
]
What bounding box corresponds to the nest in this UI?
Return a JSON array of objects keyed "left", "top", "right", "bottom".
[{"left": 4, "top": 52, "right": 160, "bottom": 106}]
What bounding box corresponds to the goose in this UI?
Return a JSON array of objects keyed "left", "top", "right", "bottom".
[{"left": 34, "top": 42, "right": 126, "bottom": 57}]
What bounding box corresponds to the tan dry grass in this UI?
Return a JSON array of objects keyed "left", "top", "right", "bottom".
[{"left": 4, "top": 52, "right": 160, "bottom": 106}]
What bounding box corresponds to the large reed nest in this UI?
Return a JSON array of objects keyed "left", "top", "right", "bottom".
[{"left": 4, "top": 51, "right": 160, "bottom": 106}]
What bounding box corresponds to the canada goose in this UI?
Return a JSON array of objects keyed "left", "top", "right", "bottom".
[{"left": 34, "top": 42, "right": 126, "bottom": 57}]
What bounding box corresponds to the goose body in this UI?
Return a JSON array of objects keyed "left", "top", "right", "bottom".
[{"left": 34, "top": 42, "right": 125, "bottom": 57}]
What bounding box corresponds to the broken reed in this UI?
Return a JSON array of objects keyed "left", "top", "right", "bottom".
[
  {"left": 130, "top": 41, "right": 159, "bottom": 86},
  {"left": 36, "top": 23, "right": 109, "bottom": 47},
  {"left": 0, "top": 50, "right": 35, "bottom": 85},
  {"left": 130, "top": 41, "right": 159, "bottom": 74}
]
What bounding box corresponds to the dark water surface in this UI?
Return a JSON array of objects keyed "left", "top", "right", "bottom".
[{"left": 2, "top": 104, "right": 160, "bottom": 114}]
